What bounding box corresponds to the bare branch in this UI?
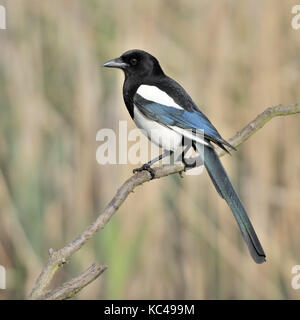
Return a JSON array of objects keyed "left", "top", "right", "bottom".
[
  {"left": 42, "top": 263, "right": 108, "bottom": 300},
  {"left": 216, "top": 103, "right": 300, "bottom": 156},
  {"left": 29, "top": 103, "right": 300, "bottom": 299}
]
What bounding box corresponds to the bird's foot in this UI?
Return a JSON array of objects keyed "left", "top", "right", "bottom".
[
  {"left": 133, "top": 163, "right": 155, "bottom": 180},
  {"left": 182, "top": 157, "right": 197, "bottom": 171}
]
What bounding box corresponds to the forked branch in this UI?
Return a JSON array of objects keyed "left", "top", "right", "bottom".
[{"left": 29, "top": 103, "right": 300, "bottom": 299}]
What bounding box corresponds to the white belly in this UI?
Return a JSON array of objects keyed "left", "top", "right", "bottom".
[{"left": 133, "top": 105, "right": 182, "bottom": 151}]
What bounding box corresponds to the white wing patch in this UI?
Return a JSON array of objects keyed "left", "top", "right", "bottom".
[{"left": 136, "top": 85, "right": 183, "bottom": 110}]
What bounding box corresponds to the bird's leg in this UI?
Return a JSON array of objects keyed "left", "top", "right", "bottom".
[
  {"left": 133, "top": 150, "right": 173, "bottom": 179},
  {"left": 178, "top": 144, "right": 203, "bottom": 171}
]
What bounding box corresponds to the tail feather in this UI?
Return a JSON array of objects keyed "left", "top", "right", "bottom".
[{"left": 196, "top": 143, "right": 266, "bottom": 264}]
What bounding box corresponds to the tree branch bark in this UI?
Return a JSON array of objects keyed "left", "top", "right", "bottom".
[
  {"left": 28, "top": 103, "right": 300, "bottom": 300},
  {"left": 42, "top": 263, "right": 108, "bottom": 300}
]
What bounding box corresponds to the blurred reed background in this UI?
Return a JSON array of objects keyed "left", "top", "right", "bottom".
[{"left": 0, "top": 0, "right": 300, "bottom": 299}]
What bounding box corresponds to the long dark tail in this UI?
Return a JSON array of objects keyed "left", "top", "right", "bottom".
[{"left": 196, "top": 143, "right": 266, "bottom": 263}]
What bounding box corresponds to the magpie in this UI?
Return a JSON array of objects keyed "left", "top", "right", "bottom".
[{"left": 103, "top": 49, "right": 266, "bottom": 263}]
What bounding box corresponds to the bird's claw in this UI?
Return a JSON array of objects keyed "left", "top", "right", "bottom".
[
  {"left": 183, "top": 157, "right": 197, "bottom": 171},
  {"left": 133, "top": 163, "right": 155, "bottom": 180}
]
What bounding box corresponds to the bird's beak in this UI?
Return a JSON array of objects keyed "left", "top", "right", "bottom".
[{"left": 102, "top": 57, "right": 128, "bottom": 69}]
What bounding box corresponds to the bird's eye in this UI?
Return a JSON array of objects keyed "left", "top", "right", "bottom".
[{"left": 130, "top": 58, "right": 138, "bottom": 66}]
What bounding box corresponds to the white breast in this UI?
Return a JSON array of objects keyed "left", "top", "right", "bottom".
[{"left": 133, "top": 105, "right": 182, "bottom": 151}]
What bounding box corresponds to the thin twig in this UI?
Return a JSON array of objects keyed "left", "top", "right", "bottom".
[
  {"left": 29, "top": 103, "right": 300, "bottom": 299},
  {"left": 42, "top": 263, "right": 108, "bottom": 300},
  {"left": 216, "top": 103, "right": 300, "bottom": 156}
]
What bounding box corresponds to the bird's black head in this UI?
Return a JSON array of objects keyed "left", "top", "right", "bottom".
[{"left": 103, "top": 49, "right": 164, "bottom": 79}]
